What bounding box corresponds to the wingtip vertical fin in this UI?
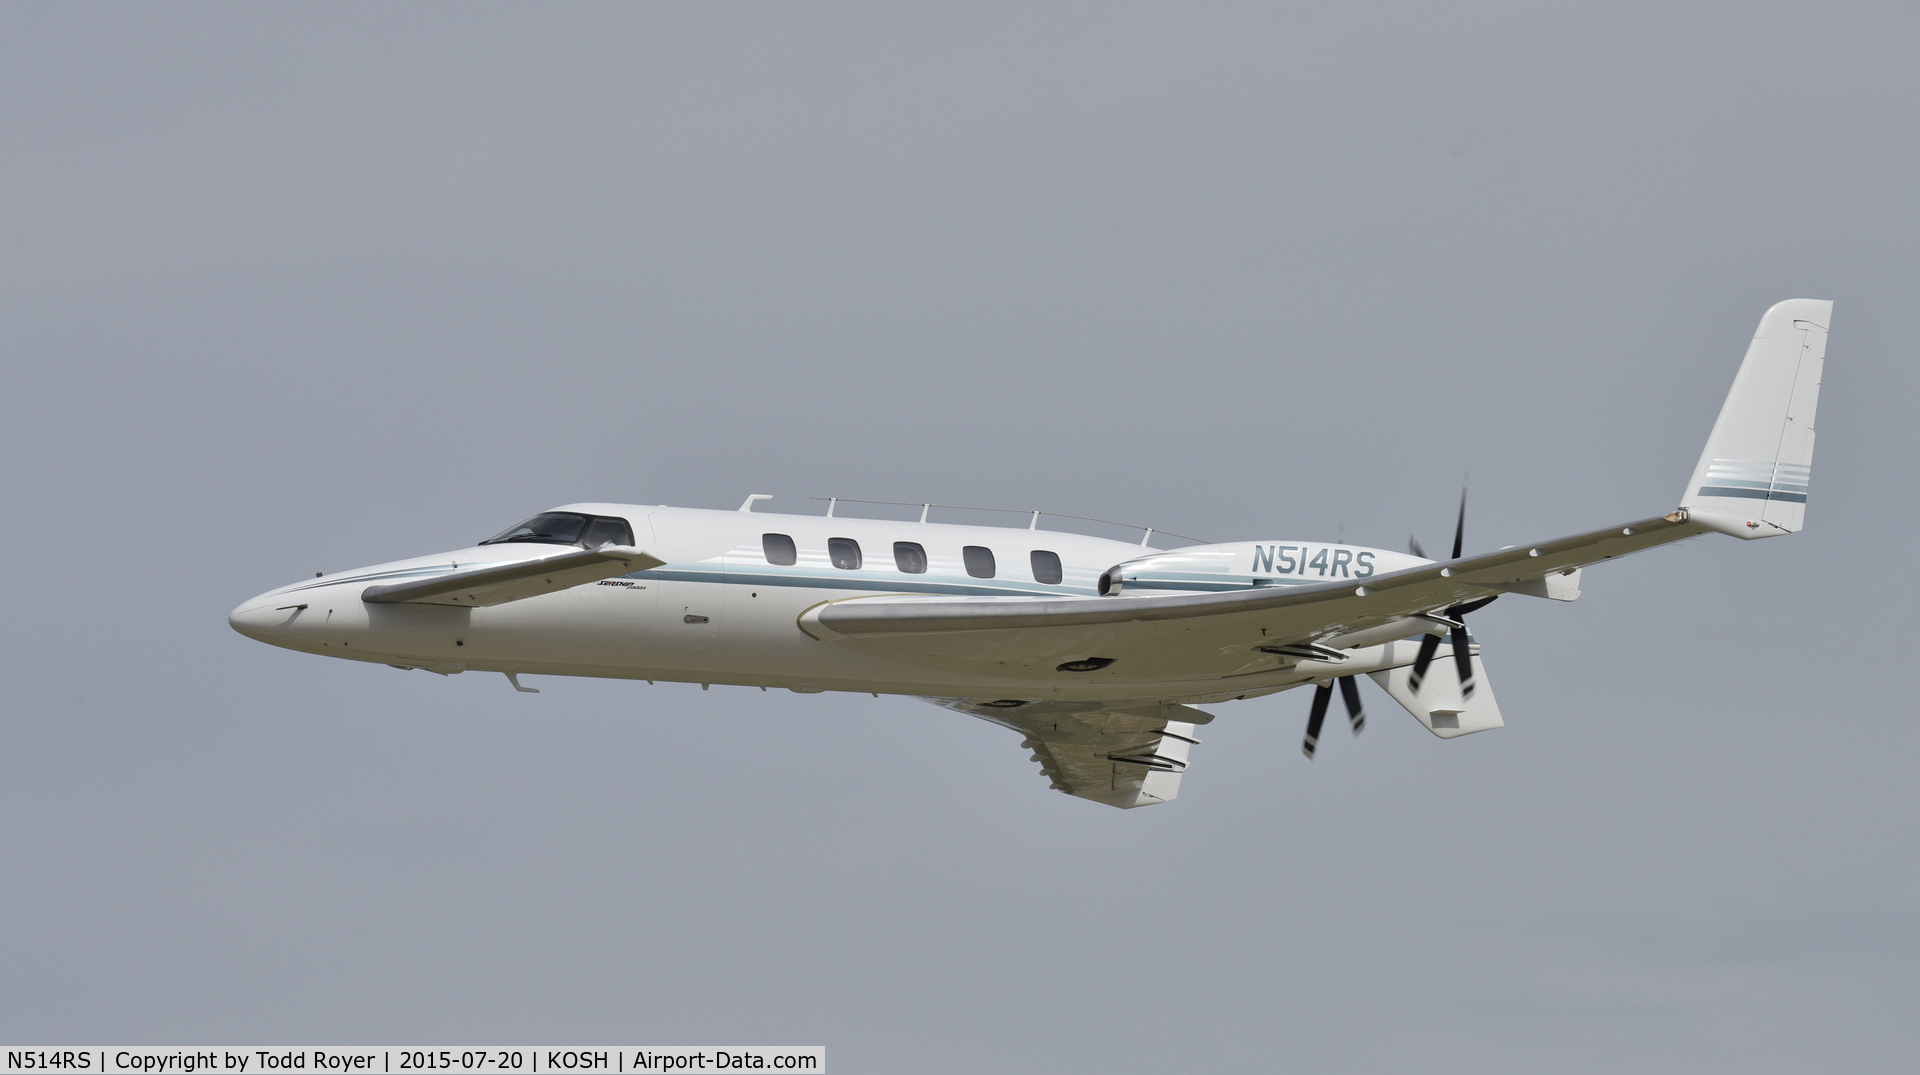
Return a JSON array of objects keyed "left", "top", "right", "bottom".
[{"left": 1681, "top": 299, "right": 1831, "bottom": 539}]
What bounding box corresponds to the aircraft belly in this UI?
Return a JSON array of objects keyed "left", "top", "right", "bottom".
[
  {"left": 405, "top": 579, "right": 1237, "bottom": 697},
  {"left": 270, "top": 574, "right": 1402, "bottom": 701},
  {"left": 278, "top": 601, "right": 1360, "bottom": 703},
  {"left": 466, "top": 581, "right": 962, "bottom": 686}
]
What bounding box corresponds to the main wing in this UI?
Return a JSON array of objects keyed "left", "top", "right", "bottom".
[
  {"left": 807, "top": 512, "right": 1701, "bottom": 680},
  {"left": 806, "top": 297, "right": 1831, "bottom": 682},
  {"left": 940, "top": 697, "right": 1213, "bottom": 809}
]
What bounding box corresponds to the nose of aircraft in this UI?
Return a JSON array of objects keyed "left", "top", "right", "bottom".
[{"left": 229, "top": 595, "right": 299, "bottom": 644}]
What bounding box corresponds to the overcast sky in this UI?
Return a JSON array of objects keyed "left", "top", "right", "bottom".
[{"left": 3, "top": 4, "right": 1916, "bottom": 1072}]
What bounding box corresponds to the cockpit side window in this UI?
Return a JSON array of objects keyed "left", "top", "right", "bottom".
[
  {"left": 481, "top": 512, "right": 589, "bottom": 546},
  {"left": 580, "top": 516, "right": 635, "bottom": 548}
]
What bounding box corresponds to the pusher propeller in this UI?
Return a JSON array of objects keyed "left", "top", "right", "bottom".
[
  {"left": 1408, "top": 489, "right": 1496, "bottom": 699},
  {"left": 1301, "top": 675, "right": 1367, "bottom": 759}
]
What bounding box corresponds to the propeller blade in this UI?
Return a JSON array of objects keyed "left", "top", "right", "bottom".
[
  {"left": 1413, "top": 487, "right": 1477, "bottom": 698},
  {"left": 1338, "top": 675, "right": 1365, "bottom": 735},
  {"left": 1408, "top": 534, "right": 1427, "bottom": 559},
  {"left": 1302, "top": 682, "right": 1332, "bottom": 759},
  {"left": 1449, "top": 623, "right": 1476, "bottom": 699},
  {"left": 1408, "top": 631, "right": 1443, "bottom": 694},
  {"left": 1450, "top": 488, "right": 1467, "bottom": 560}
]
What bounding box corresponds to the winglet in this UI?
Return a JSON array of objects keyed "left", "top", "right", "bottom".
[{"left": 1680, "top": 299, "right": 1831, "bottom": 539}]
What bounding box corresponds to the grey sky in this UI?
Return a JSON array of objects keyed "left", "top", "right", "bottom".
[{"left": 2, "top": 4, "right": 1915, "bottom": 1071}]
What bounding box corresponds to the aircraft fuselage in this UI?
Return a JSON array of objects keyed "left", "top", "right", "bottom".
[{"left": 229, "top": 503, "right": 1424, "bottom": 703}]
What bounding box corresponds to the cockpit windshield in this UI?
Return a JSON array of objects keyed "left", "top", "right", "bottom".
[{"left": 480, "top": 512, "right": 635, "bottom": 548}]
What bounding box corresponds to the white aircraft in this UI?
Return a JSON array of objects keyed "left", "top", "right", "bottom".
[{"left": 231, "top": 300, "right": 1830, "bottom": 808}]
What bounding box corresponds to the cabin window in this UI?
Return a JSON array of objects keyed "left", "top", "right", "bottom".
[
  {"left": 1030, "top": 550, "right": 1063, "bottom": 585},
  {"left": 762, "top": 533, "right": 797, "bottom": 566},
  {"left": 963, "top": 545, "right": 996, "bottom": 579},
  {"left": 894, "top": 542, "right": 928, "bottom": 574},
  {"left": 481, "top": 512, "right": 632, "bottom": 548},
  {"left": 829, "top": 537, "right": 862, "bottom": 570}
]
